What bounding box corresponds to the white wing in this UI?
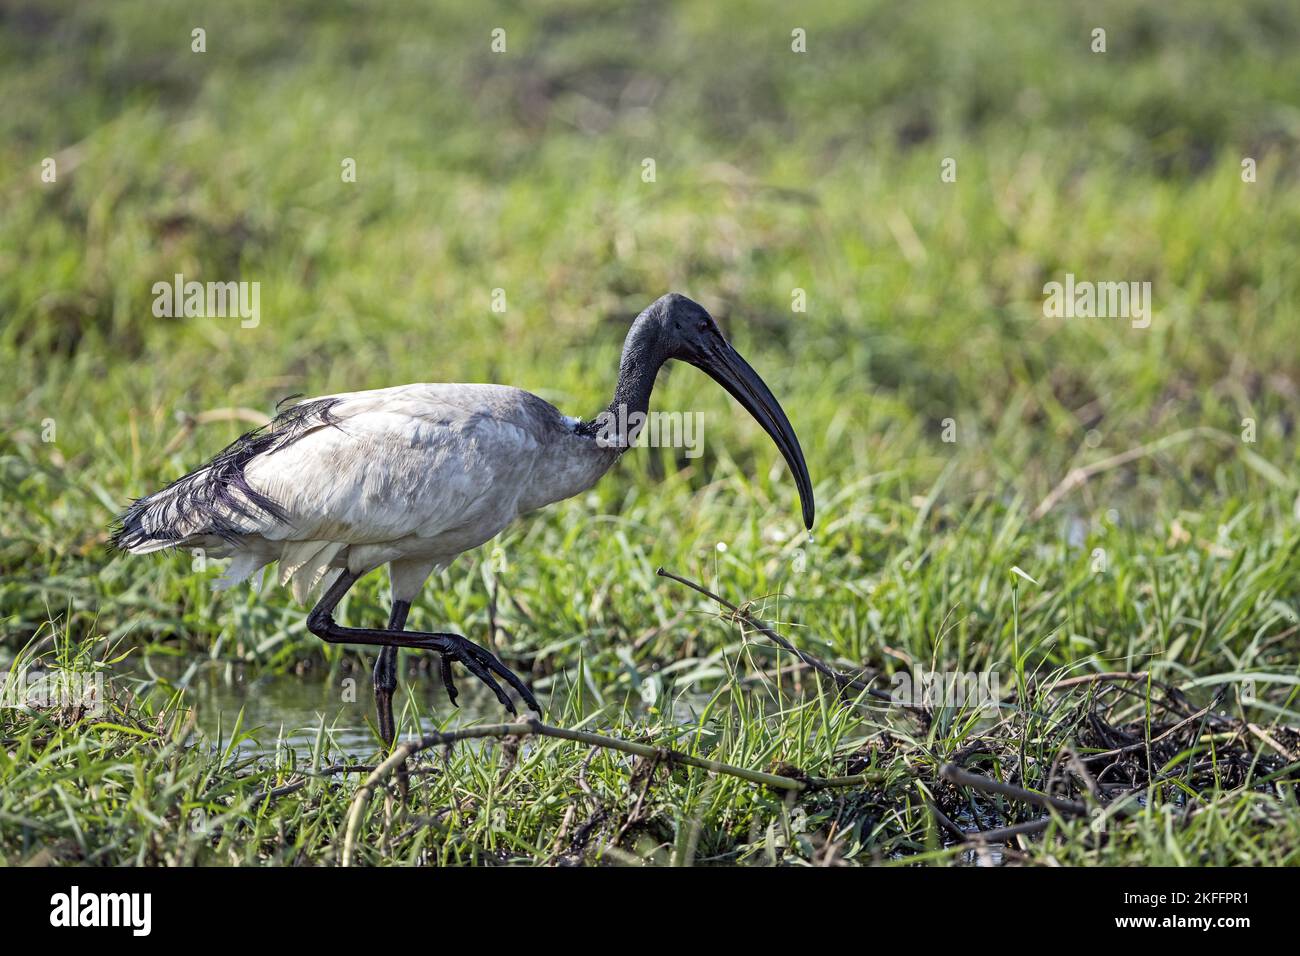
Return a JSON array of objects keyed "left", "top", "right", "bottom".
[
  {"left": 245, "top": 384, "right": 551, "bottom": 545},
  {"left": 115, "top": 384, "right": 563, "bottom": 555}
]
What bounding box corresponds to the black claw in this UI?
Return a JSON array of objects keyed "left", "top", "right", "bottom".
[
  {"left": 440, "top": 653, "right": 459, "bottom": 707},
  {"left": 457, "top": 652, "right": 514, "bottom": 711},
  {"left": 424, "top": 634, "right": 539, "bottom": 715},
  {"left": 474, "top": 648, "right": 539, "bottom": 713}
]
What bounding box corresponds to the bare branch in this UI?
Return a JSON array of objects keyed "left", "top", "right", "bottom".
[
  {"left": 656, "top": 566, "right": 927, "bottom": 717},
  {"left": 341, "top": 718, "right": 884, "bottom": 866}
]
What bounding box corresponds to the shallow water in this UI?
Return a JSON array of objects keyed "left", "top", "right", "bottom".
[{"left": 119, "top": 656, "right": 504, "bottom": 756}]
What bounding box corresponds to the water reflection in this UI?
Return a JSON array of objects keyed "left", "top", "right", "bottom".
[{"left": 121, "top": 656, "right": 504, "bottom": 756}]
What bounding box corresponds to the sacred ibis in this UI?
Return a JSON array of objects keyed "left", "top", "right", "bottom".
[{"left": 112, "top": 293, "right": 815, "bottom": 745}]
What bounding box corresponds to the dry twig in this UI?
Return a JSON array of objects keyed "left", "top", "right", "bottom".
[
  {"left": 341, "top": 718, "right": 884, "bottom": 866},
  {"left": 656, "top": 567, "right": 928, "bottom": 718}
]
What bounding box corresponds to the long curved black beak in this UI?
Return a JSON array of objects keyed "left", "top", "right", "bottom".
[{"left": 691, "top": 342, "right": 815, "bottom": 529}]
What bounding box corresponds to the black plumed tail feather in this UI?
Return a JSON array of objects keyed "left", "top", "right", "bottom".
[{"left": 110, "top": 398, "right": 341, "bottom": 552}]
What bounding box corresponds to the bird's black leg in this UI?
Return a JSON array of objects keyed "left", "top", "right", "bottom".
[
  {"left": 308, "top": 572, "right": 539, "bottom": 715},
  {"left": 373, "top": 601, "right": 408, "bottom": 748}
]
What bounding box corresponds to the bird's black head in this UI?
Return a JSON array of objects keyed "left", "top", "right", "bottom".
[
  {"left": 629, "top": 292, "right": 816, "bottom": 530},
  {"left": 640, "top": 292, "right": 726, "bottom": 363}
]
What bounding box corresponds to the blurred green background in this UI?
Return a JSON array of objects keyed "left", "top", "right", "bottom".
[{"left": 1, "top": 0, "right": 1297, "bottom": 681}]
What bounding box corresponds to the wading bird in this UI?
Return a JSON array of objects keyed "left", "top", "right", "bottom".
[{"left": 113, "top": 293, "right": 814, "bottom": 745}]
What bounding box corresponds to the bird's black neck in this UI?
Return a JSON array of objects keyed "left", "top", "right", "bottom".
[{"left": 575, "top": 316, "right": 668, "bottom": 449}]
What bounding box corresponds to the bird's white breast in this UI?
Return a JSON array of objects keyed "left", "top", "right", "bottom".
[{"left": 210, "top": 383, "right": 618, "bottom": 595}]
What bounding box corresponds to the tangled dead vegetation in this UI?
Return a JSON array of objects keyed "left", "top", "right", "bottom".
[{"left": 336, "top": 571, "right": 1299, "bottom": 865}]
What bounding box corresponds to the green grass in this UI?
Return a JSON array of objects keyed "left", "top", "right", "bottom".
[{"left": 2, "top": 0, "right": 1298, "bottom": 865}]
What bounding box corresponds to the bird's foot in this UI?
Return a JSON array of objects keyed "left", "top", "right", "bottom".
[
  {"left": 372, "top": 646, "right": 399, "bottom": 748},
  {"left": 421, "top": 634, "right": 539, "bottom": 715},
  {"left": 373, "top": 691, "right": 395, "bottom": 748}
]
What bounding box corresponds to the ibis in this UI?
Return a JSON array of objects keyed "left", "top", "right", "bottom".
[{"left": 113, "top": 293, "right": 815, "bottom": 745}]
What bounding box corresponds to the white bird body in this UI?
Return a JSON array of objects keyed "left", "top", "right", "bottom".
[
  {"left": 117, "top": 383, "right": 618, "bottom": 603},
  {"left": 115, "top": 293, "right": 815, "bottom": 736}
]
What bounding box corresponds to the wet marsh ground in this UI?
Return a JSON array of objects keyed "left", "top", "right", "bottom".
[{"left": 2, "top": 0, "right": 1299, "bottom": 865}]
